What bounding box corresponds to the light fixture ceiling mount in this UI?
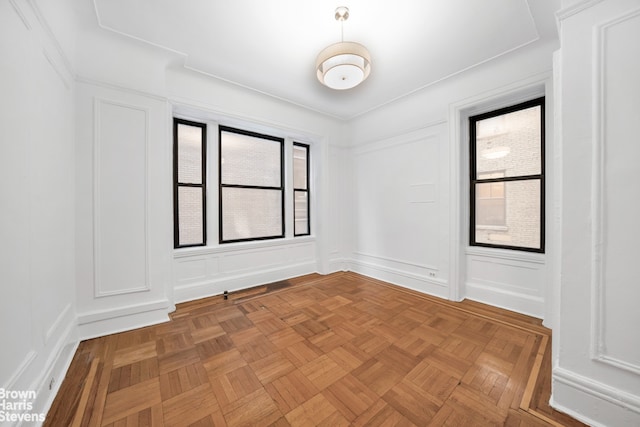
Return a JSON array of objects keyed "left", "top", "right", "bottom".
[{"left": 316, "top": 6, "right": 371, "bottom": 90}]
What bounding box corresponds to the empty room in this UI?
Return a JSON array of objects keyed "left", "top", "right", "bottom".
[{"left": 1, "top": 0, "right": 639, "bottom": 426}]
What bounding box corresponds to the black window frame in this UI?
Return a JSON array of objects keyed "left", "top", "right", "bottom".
[
  {"left": 293, "top": 142, "right": 311, "bottom": 237},
  {"left": 173, "top": 118, "right": 207, "bottom": 249},
  {"left": 218, "top": 125, "right": 285, "bottom": 244},
  {"left": 469, "top": 97, "right": 545, "bottom": 253}
]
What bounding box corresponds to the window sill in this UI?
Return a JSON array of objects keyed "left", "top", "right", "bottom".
[
  {"left": 476, "top": 225, "right": 508, "bottom": 231},
  {"left": 465, "top": 246, "right": 545, "bottom": 264},
  {"left": 173, "top": 235, "right": 315, "bottom": 259}
]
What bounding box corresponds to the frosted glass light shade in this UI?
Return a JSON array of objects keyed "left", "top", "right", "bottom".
[{"left": 316, "top": 42, "right": 371, "bottom": 90}]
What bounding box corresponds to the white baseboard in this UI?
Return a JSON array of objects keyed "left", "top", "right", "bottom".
[
  {"left": 326, "top": 258, "right": 349, "bottom": 274},
  {"left": 348, "top": 259, "right": 449, "bottom": 299},
  {"left": 465, "top": 281, "right": 544, "bottom": 318},
  {"left": 173, "top": 261, "right": 317, "bottom": 303},
  {"left": 552, "top": 366, "right": 640, "bottom": 427},
  {"left": 2, "top": 305, "right": 78, "bottom": 427},
  {"left": 77, "top": 300, "right": 171, "bottom": 340}
]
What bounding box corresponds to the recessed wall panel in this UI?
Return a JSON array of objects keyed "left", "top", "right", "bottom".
[
  {"left": 598, "top": 12, "right": 640, "bottom": 372},
  {"left": 94, "top": 100, "right": 148, "bottom": 296}
]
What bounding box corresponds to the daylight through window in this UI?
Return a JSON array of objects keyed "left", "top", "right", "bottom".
[{"left": 470, "top": 97, "right": 545, "bottom": 252}]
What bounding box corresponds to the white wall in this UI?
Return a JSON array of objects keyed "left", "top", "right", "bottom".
[
  {"left": 551, "top": 1, "right": 640, "bottom": 425},
  {"left": 165, "top": 68, "right": 347, "bottom": 303},
  {"left": 347, "top": 37, "right": 558, "bottom": 318},
  {"left": 74, "top": 81, "right": 173, "bottom": 339},
  {"left": 349, "top": 124, "right": 450, "bottom": 298},
  {"left": 4, "top": 2, "right": 640, "bottom": 426},
  {"left": 71, "top": 5, "right": 350, "bottom": 332},
  {"left": 0, "top": 0, "right": 78, "bottom": 421}
]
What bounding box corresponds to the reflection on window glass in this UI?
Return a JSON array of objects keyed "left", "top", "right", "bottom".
[
  {"left": 219, "top": 126, "right": 284, "bottom": 243},
  {"left": 221, "top": 187, "right": 282, "bottom": 241},
  {"left": 470, "top": 98, "right": 544, "bottom": 252},
  {"left": 177, "top": 124, "right": 203, "bottom": 184},
  {"left": 475, "top": 105, "right": 541, "bottom": 178},
  {"left": 174, "top": 119, "right": 206, "bottom": 248},
  {"left": 178, "top": 186, "right": 204, "bottom": 246},
  {"left": 475, "top": 180, "right": 541, "bottom": 249},
  {"left": 476, "top": 172, "right": 505, "bottom": 227},
  {"left": 293, "top": 143, "right": 310, "bottom": 236},
  {"left": 220, "top": 130, "right": 281, "bottom": 187}
]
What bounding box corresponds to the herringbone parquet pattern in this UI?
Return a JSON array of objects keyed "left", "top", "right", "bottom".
[{"left": 45, "top": 272, "right": 584, "bottom": 426}]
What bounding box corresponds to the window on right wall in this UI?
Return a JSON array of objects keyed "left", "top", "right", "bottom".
[{"left": 470, "top": 97, "right": 545, "bottom": 253}]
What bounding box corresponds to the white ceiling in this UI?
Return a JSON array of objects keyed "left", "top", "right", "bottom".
[{"left": 93, "top": 0, "right": 560, "bottom": 120}]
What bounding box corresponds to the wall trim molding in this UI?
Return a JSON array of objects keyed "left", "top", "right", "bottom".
[
  {"left": 93, "top": 98, "right": 151, "bottom": 298},
  {"left": 3, "top": 351, "right": 36, "bottom": 390},
  {"left": 553, "top": 366, "right": 640, "bottom": 415},
  {"left": 25, "top": 0, "right": 74, "bottom": 78},
  {"left": 76, "top": 75, "right": 168, "bottom": 103},
  {"left": 3, "top": 309, "right": 79, "bottom": 421},
  {"left": 350, "top": 121, "right": 446, "bottom": 152},
  {"left": 77, "top": 299, "right": 170, "bottom": 326},
  {"left": 9, "top": 0, "right": 31, "bottom": 30},
  {"left": 42, "top": 48, "right": 72, "bottom": 89},
  {"left": 45, "top": 303, "right": 73, "bottom": 344},
  {"left": 465, "top": 281, "right": 544, "bottom": 319},
  {"left": 590, "top": 7, "right": 640, "bottom": 375},
  {"left": 169, "top": 97, "right": 327, "bottom": 143},
  {"left": 174, "top": 236, "right": 316, "bottom": 259},
  {"left": 352, "top": 251, "right": 438, "bottom": 272},
  {"left": 556, "top": 0, "right": 605, "bottom": 22},
  {"left": 349, "top": 259, "right": 448, "bottom": 288},
  {"left": 465, "top": 246, "right": 546, "bottom": 264},
  {"left": 174, "top": 261, "right": 317, "bottom": 303}
]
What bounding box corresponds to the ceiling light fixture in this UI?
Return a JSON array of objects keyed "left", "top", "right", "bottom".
[{"left": 316, "top": 6, "right": 371, "bottom": 90}]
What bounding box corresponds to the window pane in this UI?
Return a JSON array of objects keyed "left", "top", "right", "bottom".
[
  {"left": 293, "top": 145, "right": 308, "bottom": 189},
  {"left": 294, "top": 190, "right": 309, "bottom": 235},
  {"left": 178, "top": 186, "right": 204, "bottom": 246},
  {"left": 475, "top": 105, "right": 541, "bottom": 178},
  {"left": 476, "top": 181, "right": 505, "bottom": 226},
  {"left": 475, "top": 179, "right": 541, "bottom": 249},
  {"left": 221, "top": 187, "right": 282, "bottom": 241},
  {"left": 177, "top": 124, "right": 202, "bottom": 184},
  {"left": 220, "top": 130, "right": 281, "bottom": 187}
]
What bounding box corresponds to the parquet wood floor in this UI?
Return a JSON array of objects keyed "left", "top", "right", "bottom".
[{"left": 45, "top": 272, "right": 585, "bottom": 426}]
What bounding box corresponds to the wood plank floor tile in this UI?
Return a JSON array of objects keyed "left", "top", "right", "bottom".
[
  {"left": 108, "top": 356, "right": 159, "bottom": 394},
  {"left": 112, "top": 341, "right": 157, "bottom": 369},
  {"left": 383, "top": 379, "right": 441, "bottom": 426},
  {"left": 352, "top": 398, "right": 417, "bottom": 427},
  {"left": 282, "top": 340, "right": 323, "bottom": 367},
  {"left": 195, "top": 334, "right": 234, "bottom": 360},
  {"left": 264, "top": 369, "right": 319, "bottom": 414},
  {"left": 159, "top": 363, "right": 208, "bottom": 401},
  {"left": 323, "top": 373, "right": 379, "bottom": 421},
  {"left": 298, "top": 354, "right": 348, "bottom": 390},
  {"left": 222, "top": 388, "right": 281, "bottom": 426},
  {"left": 45, "top": 272, "right": 585, "bottom": 427},
  {"left": 157, "top": 348, "right": 200, "bottom": 374},
  {"left": 327, "top": 343, "right": 369, "bottom": 371},
  {"left": 352, "top": 358, "right": 404, "bottom": 397},
  {"left": 161, "top": 383, "right": 220, "bottom": 427},
  {"left": 101, "top": 378, "right": 161, "bottom": 425},
  {"left": 236, "top": 335, "right": 278, "bottom": 363},
  {"left": 189, "top": 324, "right": 225, "bottom": 345},
  {"left": 283, "top": 393, "right": 345, "bottom": 426},
  {"left": 267, "top": 326, "right": 306, "bottom": 348},
  {"left": 228, "top": 326, "right": 263, "bottom": 347},
  {"left": 202, "top": 348, "right": 247, "bottom": 379},
  {"left": 405, "top": 360, "right": 459, "bottom": 404},
  {"left": 250, "top": 351, "right": 296, "bottom": 385}
]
